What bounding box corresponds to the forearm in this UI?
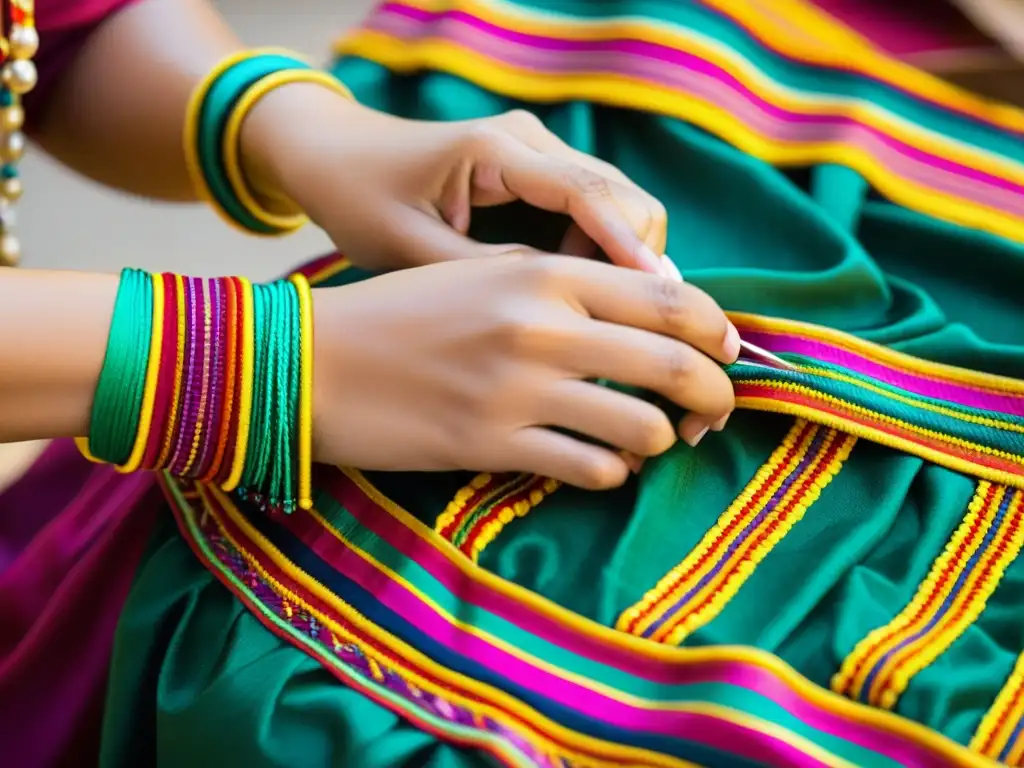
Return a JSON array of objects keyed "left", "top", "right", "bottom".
[
  {"left": 0, "top": 270, "right": 115, "bottom": 442},
  {"left": 31, "top": 0, "right": 360, "bottom": 204}
]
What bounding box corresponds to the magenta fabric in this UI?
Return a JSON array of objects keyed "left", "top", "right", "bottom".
[
  {"left": 808, "top": 0, "right": 993, "bottom": 57},
  {"left": 26, "top": 0, "right": 144, "bottom": 130},
  {"left": 0, "top": 441, "right": 159, "bottom": 767}
]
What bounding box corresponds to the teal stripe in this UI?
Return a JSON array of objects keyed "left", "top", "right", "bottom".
[{"left": 313, "top": 489, "right": 904, "bottom": 768}]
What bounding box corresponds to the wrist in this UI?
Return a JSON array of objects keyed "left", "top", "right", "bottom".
[{"left": 238, "top": 79, "right": 363, "bottom": 217}]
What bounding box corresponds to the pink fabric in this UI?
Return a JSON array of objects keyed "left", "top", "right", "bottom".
[
  {"left": 0, "top": 441, "right": 159, "bottom": 767},
  {"left": 809, "top": 0, "right": 993, "bottom": 56},
  {"left": 26, "top": 0, "right": 143, "bottom": 129}
]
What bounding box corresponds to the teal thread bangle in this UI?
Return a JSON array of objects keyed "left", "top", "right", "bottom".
[
  {"left": 238, "top": 278, "right": 303, "bottom": 514},
  {"left": 195, "top": 54, "right": 311, "bottom": 235},
  {"left": 88, "top": 268, "right": 154, "bottom": 464}
]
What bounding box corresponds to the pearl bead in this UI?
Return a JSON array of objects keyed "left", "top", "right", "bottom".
[
  {"left": 0, "top": 233, "right": 20, "bottom": 267},
  {"left": 2, "top": 176, "right": 23, "bottom": 202},
  {"left": 8, "top": 26, "right": 38, "bottom": 60},
  {"left": 0, "top": 204, "right": 18, "bottom": 231},
  {"left": 0, "top": 131, "right": 25, "bottom": 163},
  {"left": 3, "top": 59, "right": 36, "bottom": 95},
  {"left": 0, "top": 105, "right": 23, "bottom": 133}
]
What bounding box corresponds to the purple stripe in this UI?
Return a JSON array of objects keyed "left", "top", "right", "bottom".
[
  {"left": 193, "top": 278, "right": 223, "bottom": 478},
  {"left": 739, "top": 330, "right": 1024, "bottom": 416},
  {"left": 367, "top": 11, "right": 1021, "bottom": 217},
  {"left": 322, "top": 471, "right": 955, "bottom": 768},
  {"left": 286, "top": 506, "right": 829, "bottom": 767},
  {"left": 643, "top": 428, "right": 828, "bottom": 638},
  {"left": 168, "top": 278, "right": 199, "bottom": 472},
  {"left": 371, "top": 3, "right": 1024, "bottom": 202}
]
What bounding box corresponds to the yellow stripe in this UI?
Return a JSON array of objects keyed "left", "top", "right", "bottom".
[
  {"left": 467, "top": 476, "right": 561, "bottom": 561},
  {"left": 289, "top": 273, "right": 314, "bottom": 510},
  {"left": 872, "top": 489, "right": 1024, "bottom": 710},
  {"left": 305, "top": 256, "right": 353, "bottom": 286},
  {"left": 728, "top": 313, "right": 1024, "bottom": 394},
  {"left": 798, "top": 365, "right": 1024, "bottom": 435},
  {"left": 339, "top": 31, "right": 1024, "bottom": 246},
  {"left": 335, "top": 469, "right": 995, "bottom": 766},
  {"left": 971, "top": 652, "right": 1024, "bottom": 760},
  {"left": 116, "top": 273, "right": 165, "bottom": 473},
  {"left": 619, "top": 420, "right": 816, "bottom": 638},
  {"left": 198, "top": 486, "right": 703, "bottom": 768},
  {"left": 658, "top": 429, "right": 855, "bottom": 645},
  {"left": 222, "top": 277, "right": 254, "bottom": 491},
  {"left": 156, "top": 274, "right": 187, "bottom": 468}
]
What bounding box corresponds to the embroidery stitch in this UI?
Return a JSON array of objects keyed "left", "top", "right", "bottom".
[
  {"left": 336, "top": 0, "right": 1024, "bottom": 244},
  {"left": 972, "top": 651, "right": 1024, "bottom": 765},
  {"left": 437, "top": 472, "right": 561, "bottom": 561},
  {"left": 617, "top": 421, "right": 856, "bottom": 644},
  {"left": 833, "top": 483, "right": 1024, "bottom": 710}
]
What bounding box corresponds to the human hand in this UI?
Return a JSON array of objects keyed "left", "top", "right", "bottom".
[
  {"left": 248, "top": 85, "right": 672, "bottom": 274},
  {"left": 311, "top": 254, "right": 739, "bottom": 488}
]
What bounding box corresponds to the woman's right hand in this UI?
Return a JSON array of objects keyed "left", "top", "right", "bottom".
[{"left": 312, "top": 252, "right": 739, "bottom": 490}]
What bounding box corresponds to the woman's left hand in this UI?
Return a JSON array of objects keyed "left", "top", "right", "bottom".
[{"left": 246, "top": 85, "right": 672, "bottom": 275}]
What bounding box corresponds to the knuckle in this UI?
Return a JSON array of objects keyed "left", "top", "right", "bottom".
[
  {"left": 563, "top": 166, "right": 615, "bottom": 202},
  {"left": 662, "top": 344, "right": 699, "bottom": 388},
  {"left": 648, "top": 278, "right": 692, "bottom": 333},
  {"left": 572, "top": 454, "right": 624, "bottom": 491},
  {"left": 501, "top": 109, "right": 545, "bottom": 135},
  {"left": 517, "top": 254, "right": 570, "bottom": 292},
  {"left": 463, "top": 123, "right": 512, "bottom": 158},
  {"left": 632, "top": 411, "right": 675, "bottom": 456}
]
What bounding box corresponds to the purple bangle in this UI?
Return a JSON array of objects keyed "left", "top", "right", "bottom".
[
  {"left": 194, "top": 277, "right": 225, "bottom": 478},
  {"left": 171, "top": 277, "right": 205, "bottom": 475},
  {"left": 167, "top": 277, "right": 197, "bottom": 472}
]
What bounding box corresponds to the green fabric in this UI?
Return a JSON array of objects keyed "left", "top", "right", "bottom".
[{"left": 100, "top": 38, "right": 1024, "bottom": 768}]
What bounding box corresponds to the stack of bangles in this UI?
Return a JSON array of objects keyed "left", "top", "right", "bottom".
[
  {"left": 76, "top": 267, "right": 315, "bottom": 514},
  {"left": 183, "top": 47, "right": 353, "bottom": 237}
]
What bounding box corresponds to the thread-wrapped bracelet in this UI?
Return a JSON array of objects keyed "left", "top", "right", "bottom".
[
  {"left": 184, "top": 48, "right": 354, "bottom": 236},
  {"left": 78, "top": 268, "right": 315, "bottom": 512}
]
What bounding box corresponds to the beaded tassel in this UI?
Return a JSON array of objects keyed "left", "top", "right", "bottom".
[{"left": 0, "top": 0, "right": 36, "bottom": 266}]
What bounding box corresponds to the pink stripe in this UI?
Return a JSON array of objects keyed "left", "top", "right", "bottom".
[
  {"left": 311, "top": 470, "right": 955, "bottom": 768},
  {"left": 281, "top": 505, "right": 827, "bottom": 766},
  {"left": 738, "top": 329, "right": 1024, "bottom": 415},
  {"left": 367, "top": 11, "right": 1023, "bottom": 218},
  {"left": 372, "top": 4, "right": 1024, "bottom": 200}
]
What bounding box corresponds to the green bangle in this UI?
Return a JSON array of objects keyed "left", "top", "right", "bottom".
[
  {"left": 88, "top": 268, "right": 153, "bottom": 464},
  {"left": 194, "top": 54, "right": 311, "bottom": 235},
  {"left": 238, "top": 278, "right": 303, "bottom": 513}
]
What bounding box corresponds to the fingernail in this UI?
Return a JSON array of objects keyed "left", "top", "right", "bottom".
[
  {"left": 679, "top": 414, "right": 711, "bottom": 447},
  {"left": 724, "top": 323, "right": 741, "bottom": 363},
  {"left": 710, "top": 414, "right": 730, "bottom": 432},
  {"left": 661, "top": 254, "right": 683, "bottom": 282},
  {"left": 638, "top": 244, "right": 664, "bottom": 275},
  {"left": 620, "top": 450, "right": 646, "bottom": 475},
  {"left": 683, "top": 425, "right": 709, "bottom": 447}
]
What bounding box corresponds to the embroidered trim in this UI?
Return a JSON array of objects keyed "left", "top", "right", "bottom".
[
  {"left": 335, "top": 0, "right": 1024, "bottom": 245},
  {"left": 727, "top": 313, "right": 1024, "bottom": 488},
  {"left": 972, "top": 652, "right": 1024, "bottom": 765},
  {"left": 617, "top": 420, "right": 855, "bottom": 644},
  {"left": 164, "top": 468, "right": 995, "bottom": 768},
  {"left": 833, "top": 483, "right": 1024, "bottom": 711},
  {"left": 436, "top": 473, "right": 560, "bottom": 561}
]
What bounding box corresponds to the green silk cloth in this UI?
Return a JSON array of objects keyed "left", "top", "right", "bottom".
[{"left": 99, "top": 1, "right": 1024, "bottom": 766}]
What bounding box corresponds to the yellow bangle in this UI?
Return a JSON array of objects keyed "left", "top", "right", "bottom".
[
  {"left": 222, "top": 276, "right": 255, "bottom": 492},
  {"left": 116, "top": 273, "right": 165, "bottom": 473},
  {"left": 289, "top": 272, "right": 315, "bottom": 510},
  {"left": 223, "top": 68, "right": 355, "bottom": 233}
]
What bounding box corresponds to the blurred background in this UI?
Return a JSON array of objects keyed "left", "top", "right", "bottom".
[
  {"left": 0, "top": 0, "right": 375, "bottom": 482},
  {"left": 20, "top": 0, "right": 375, "bottom": 280}
]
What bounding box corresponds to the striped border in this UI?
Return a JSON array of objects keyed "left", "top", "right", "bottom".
[
  {"left": 833, "top": 483, "right": 1024, "bottom": 710},
  {"left": 335, "top": 0, "right": 1024, "bottom": 245},
  {"left": 162, "top": 466, "right": 998, "bottom": 768},
  {"left": 617, "top": 421, "right": 856, "bottom": 644},
  {"left": 436, "top": 473, "right": 560, "bottom": 561},
  {"left": 972, "top": 652, "right": 1024, "bottom": 765}
]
